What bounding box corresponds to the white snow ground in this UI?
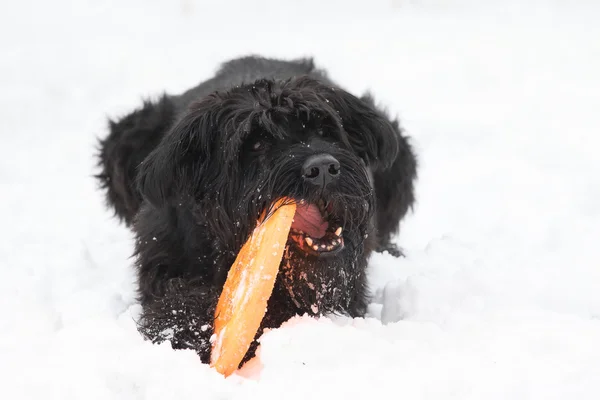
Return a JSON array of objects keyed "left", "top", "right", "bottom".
[{"left": 2, "top": 0, "right": 600, "bottom": 398}]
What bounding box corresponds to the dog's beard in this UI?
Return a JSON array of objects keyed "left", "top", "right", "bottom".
[{"left": 278, "top": 235, "right": 366, "bottom": 315}]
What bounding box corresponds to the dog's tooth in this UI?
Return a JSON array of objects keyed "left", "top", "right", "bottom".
[
  {"left": 327, "top": 245, "right": 333, "bottom": 251},
  {"left": 312, "top": 245, "right": 319, "bottom": 251},
  {"left": 335, "top": 227, "right": 342, "bottom": 236},
  {"left": 305, "top": 237, "right": 313, "bottom": 246},
  {"left": 321, "top": 244, "right": 326, "bottom": 249}
]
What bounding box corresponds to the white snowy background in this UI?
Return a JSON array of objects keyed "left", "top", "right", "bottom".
[{"left": 2, "top": 0, "right": 599, "bottom": 398}]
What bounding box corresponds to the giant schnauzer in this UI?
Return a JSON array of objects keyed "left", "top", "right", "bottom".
[{"left": 96, "top": 55, "right": 417, "bottom": 366}]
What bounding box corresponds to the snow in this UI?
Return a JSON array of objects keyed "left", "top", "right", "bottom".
[{"left": 2, "top": 0, "right": 600, "bottom": 398}]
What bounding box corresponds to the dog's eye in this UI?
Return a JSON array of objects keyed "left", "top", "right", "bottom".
[
  {"left": 246, "top": 132, "right": 272, "bottom": 154},
  {"left": 250, "top": 138, "right": 271, "bottom": 154},
  {"left": 252, "top": 140, "right": 265, "bottom": 151},
  {"left": 316, "top": 128, "right": 334, "bottom": 139}
]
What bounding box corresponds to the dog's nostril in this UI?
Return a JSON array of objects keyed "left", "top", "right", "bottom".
[
  {"left": 328, "top": 163, "right": 340, "bottom": 176},
  {"left": 306, "top": 167, "right": 320, "bottom": 179}
]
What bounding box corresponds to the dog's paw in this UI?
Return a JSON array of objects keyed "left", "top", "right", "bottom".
[{"left": 376, "top": 242, "right": 404, "bottom": 258}]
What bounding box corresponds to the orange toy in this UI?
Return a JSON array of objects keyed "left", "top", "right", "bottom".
[{"left": 210, "top": 198, "right": 296, "bottom": 376}]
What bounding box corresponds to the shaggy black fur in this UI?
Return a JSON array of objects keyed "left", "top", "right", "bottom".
[{"left": 96, "top": 56, "right": 417, "bottom": 366}]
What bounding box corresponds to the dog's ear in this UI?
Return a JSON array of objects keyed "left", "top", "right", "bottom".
[
  {"left": 136, "top": 97, "right": 220, "bottom": 208},
  {"left": 319, "top": 88, "right": 402, "bottom": 170},
  {"left": 96, "top": 95, "right": 175, "bottom": 224}
]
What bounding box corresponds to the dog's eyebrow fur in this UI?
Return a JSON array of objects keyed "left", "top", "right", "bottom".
[{"left": 211, "top": 77, "right": 350, "bottom": 163}]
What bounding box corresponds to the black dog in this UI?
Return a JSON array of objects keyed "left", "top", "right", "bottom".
[{"left": 96, "top": 56, "right": 417, "bottom": 366}]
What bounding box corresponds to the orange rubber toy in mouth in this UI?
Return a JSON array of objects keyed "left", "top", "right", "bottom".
[{"left": 210, "top": 198, "right": 296, "bottom": 377}]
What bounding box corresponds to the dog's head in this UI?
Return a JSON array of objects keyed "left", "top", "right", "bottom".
[{"left": 136, "top": 76, "right": 401, "bottom": 314}]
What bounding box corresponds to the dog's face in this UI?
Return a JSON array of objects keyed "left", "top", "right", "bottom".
[{"left": 136, "top": 77, "right": 400, "bottom": 315}]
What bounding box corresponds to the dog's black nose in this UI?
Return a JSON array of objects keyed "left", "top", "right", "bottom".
[{"left": 302, "top": 154, "right": 341, "bottom": 188}]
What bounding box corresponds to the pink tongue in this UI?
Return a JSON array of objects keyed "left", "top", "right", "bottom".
[{"left": 291, "top": 204, "right": 328, "bottom": 238}]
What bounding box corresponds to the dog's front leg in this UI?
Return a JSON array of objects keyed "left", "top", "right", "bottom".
[{"left": 136, "top": 279, "right": 220, "bottom": 363}]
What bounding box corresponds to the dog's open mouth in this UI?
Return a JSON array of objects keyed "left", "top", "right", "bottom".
[{"left": 288, "top": 199, "right": 344, "bottom": 256}]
